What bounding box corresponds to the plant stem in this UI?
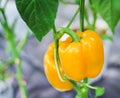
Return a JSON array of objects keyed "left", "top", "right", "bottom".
[
  {"left": 84, "top": 78, "right": 88, "bottom": 83},
  {"left": 0, "top": 8, "right": 7, "bottom": 23},
  {"left": 82, "top": 78, "right": 89, "bottom": 98},
  {"left": 67, "top": 7, "right": 80, "bottom": 28},
  {"left": 92, "top": 12, "right": 97, "bottom": 30},
  {"left": 53, "top": 24, "right": 57, "bottom": 35},
  {"left": 53, "top": 25, "right": 66, "bottom": 82},
  {"left": 15, "top": 59, "right": 28, "bottom": 98},
  {"left": 80, "top": 0, "right": 85, "bottom": 32},
  {"left": 57, "top": 27, "right": 81, "bottom": 42},
  {"left": 17, "top": 32, "right": 29, "bottom": 53},
  {"left": 54, "top": 40, "right": 66, "bottom": 81},
  {"left": 84, "top": 7, "right": 90, "bottom": 25},
  {"left": 7, "top": 29, "right": 28, "bottom": 98},
  {"left": 86, "top": 84, "right": 96, "bottom": 89},
  {"left": 0, "top": 7, "right": 28, "bottom": 98},
  {"left": 68, "top": 79, "right": 81, "bottom": 94},
  {"left": 9, "top": 38, "right": 28, "bottom": 98},
  {"left": 52, "top": 25, "right": 81, "bottom": 82},
  {"left": 89, "top": 0, "right": 97, "bottom": 30}
]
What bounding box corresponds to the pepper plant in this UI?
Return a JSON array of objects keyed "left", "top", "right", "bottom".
[
  {"left": 2, "top": 0, "right": 120, "bottom": 98},
  {"left": 0, "top": 0, "right": 28, "bottom": 98}
]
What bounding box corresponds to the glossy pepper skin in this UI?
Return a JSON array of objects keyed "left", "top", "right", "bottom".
[
  {"left": 44, "top": 43, "right": 73, "bottom": 91},
  {"left": 59, "top": 30, "right": 104, "bottom": 81}
]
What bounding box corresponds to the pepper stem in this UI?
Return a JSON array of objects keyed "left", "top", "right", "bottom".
[
  {"left": 53, "top": 25, "right": 66, "bottom": 82},
  {"left": 57, "top": 27, "right": 81, "bottom": 42},
  {"left": 52, "top": 26, "right": 81, "bottom": 82},
  {"left": 80, "top": 0, "right": 85, "bottom": 32},
  {"left": 67, "top": 7, "right": 80, "bottom": 28}
]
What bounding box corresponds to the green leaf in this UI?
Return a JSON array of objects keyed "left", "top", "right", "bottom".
[
  {"left": 95, "top": 87, "right": 105, "bottom": 97},
  {"left": 75, "top": 94, "right": 82, "bottom": 98},
  {"left": 0, "top": 8, "right": 3, "bottom": 11},
  {"left": 84, "top": 8, "right": 90, "bottom": 24},
  {"left": 101, "top": 34, "right": 113, "bottom": 41},
  {"left": 11, "top": 18, "right": 18, "bottom": 31},
  {"left": 75, "top": 0, "right": 80, "bottom": 5},
  {"left": 90, "top": 0, "right": 120, "bottom": 33},
  {"left": 15, "top": 0, "right": 58, "bottom": 41},
  {"left": 17, "top": 32, "right": 29, "bottom": 52}
]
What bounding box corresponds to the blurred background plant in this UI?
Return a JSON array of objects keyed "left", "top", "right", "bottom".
[
  {"left": 0, "top": 61, "right": 10, "bottom": 81},
  {"left": 0, "top": 0, "right": 28, "bottom": 98}
]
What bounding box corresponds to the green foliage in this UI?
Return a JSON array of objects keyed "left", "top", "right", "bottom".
[
  {"left": 75, "top": 94, "right": 82, "bottom": 98},
  {"left": 15, "top": 0, "right": 59, "bottom": 41},
  {"left": 90, "top": 0, "right": 120, "bottom": 33},
  {"left": 101, "top": 34, "right": 113, "bottom": 41},
  {"left": 0, "top": 62, "right": 9, "bottom": 81},
  {"left": 59, "top": 0, "right": 76, "bottom": 4},
  {"left": 17, "top": 32, "right": 29, "bottom": 53},
  {"left": 95, "top": 87, "right": 105, "bottom": 98},
  {"left": 0, "top": 1, "right": 29, "bottom": 97},
  {"left": 75, "top": 0, "right": 80, "bottom": 4},
  {"left": 15, "top": 0, "right": 120, "bottom": 41}
]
